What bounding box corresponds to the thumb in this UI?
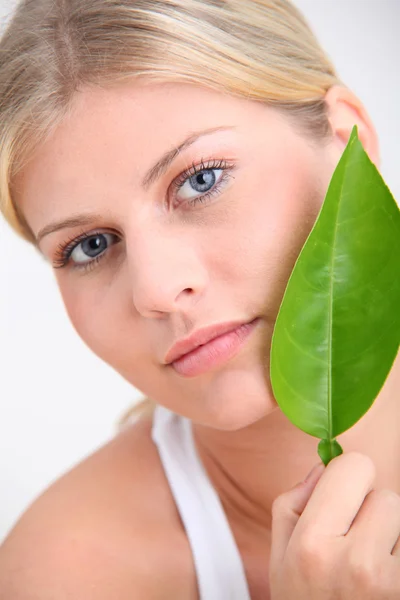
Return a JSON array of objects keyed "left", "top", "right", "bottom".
[{"left": 270, "top": 462, "right": 325, "bottom": 569}]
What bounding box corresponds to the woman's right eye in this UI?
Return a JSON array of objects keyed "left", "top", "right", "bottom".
[{"left": 53, "top": 232, "right": 120, "bottom": 271}]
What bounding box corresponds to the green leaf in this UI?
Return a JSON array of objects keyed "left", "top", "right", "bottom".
[{"left": 270, "top": 126, "right": 400, "bottom": 465}]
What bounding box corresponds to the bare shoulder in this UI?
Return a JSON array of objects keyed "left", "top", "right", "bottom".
[{"left": 0, "top": 416, "right": 198, "bottom": 599}]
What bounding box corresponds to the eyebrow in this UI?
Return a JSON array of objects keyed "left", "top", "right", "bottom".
[{"left": 36, "top": 125, "right": 236, "bottom": 245}]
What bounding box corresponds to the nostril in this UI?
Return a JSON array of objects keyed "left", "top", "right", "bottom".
[{"left": 179, "top": 287, "right": 197, "bottom": 301}]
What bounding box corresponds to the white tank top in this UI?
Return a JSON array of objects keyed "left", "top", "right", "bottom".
[{"left": 151, "top": 403, "right": 252, "bottom": 600}]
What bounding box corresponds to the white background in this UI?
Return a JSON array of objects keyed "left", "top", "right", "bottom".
[{"left": 0, "top": 0, "right": 399, "bottom": 542}]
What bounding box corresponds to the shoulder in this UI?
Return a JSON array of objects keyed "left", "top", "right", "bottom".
[{"left": 0, "top": 416, "right": 197, "bottom": 599}]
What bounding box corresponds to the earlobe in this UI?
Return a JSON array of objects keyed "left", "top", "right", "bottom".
[{"left": 324, "top": 85, "right": 380, "bottom": 167}]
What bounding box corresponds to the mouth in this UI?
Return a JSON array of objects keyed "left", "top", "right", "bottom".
[{"left": 167, "top": 317, "right": 261, "bottom": 378}]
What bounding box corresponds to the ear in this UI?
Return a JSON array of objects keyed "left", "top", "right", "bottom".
[{"left": 324, "top": 85, "right": 380, "bottom": 167}]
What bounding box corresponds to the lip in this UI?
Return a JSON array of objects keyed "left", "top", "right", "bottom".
[
  {"left": 164, "top": 320, "right": 255, "bottom": 365},
  {"left": 164, "top": 317, "right": 260, "bottom": 377}
]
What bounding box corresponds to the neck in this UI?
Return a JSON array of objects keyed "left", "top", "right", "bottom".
[{"left": 192, "top": 352, "right": 400, "bottom": 543}]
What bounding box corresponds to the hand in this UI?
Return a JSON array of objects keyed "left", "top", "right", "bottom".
[{"left": 269, "top": 452, "right": 400, "bottom": 599}]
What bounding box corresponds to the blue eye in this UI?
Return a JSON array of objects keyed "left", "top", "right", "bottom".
[
  {"left": 54, "top": 231, "right": 119, "bottom": 271},
  {"left": 70, "top": 233, "right": 112, "bottom": 264},
  {"left": 173, "top": 159, "right": 236, "bottom": 207},
  {"left": 177, "top": 169, "right": 222, "bottom": 200}
]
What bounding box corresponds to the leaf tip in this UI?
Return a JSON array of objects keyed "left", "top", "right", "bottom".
[{"left": 350, "top": 124, "right": 359, "bottom": 141}]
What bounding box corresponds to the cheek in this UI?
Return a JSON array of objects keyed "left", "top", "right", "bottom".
[
  {"left": 225, "top": 154, "right": 325, "bottom": 315},
  {"left": 59, "top": 281, "right": 107, "bottom": 351},
  {"left": 56, "top": 276, "right": 134, "bottom": 365},
  {"left": 57, "top": 277, "right": 163, "bottom": 395}
]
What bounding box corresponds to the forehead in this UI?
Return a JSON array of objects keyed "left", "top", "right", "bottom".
[
  {"left": 13, "top": 80, "right": 292, "bottom": 233},
  {"left": 23, "top": 80, "right": 261, "bottom": 173}
]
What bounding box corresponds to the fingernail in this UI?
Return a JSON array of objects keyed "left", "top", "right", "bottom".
[{"left": 303, "top": 462, "right": 325, "bottom": 484}]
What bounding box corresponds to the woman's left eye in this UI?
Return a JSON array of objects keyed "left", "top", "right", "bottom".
[{"left": 172, "top": 160, "right": 235, "bottom": 207}]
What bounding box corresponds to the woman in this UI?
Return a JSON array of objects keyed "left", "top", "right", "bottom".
[{"left": 0, "top": 0, "right": 399, "bottom": 598}]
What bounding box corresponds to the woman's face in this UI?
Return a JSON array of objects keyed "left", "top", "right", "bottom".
[{"left": 15, "top": 81, "right": 341, "bottom": 429}]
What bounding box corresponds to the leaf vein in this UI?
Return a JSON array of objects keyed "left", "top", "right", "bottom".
[{"left": 283, "top": 325, "right": 327, "bottom": 365}]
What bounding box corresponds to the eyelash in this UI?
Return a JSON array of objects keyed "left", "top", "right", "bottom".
[
  {"left": 53, "top": 230, "right": 116, "bottom": 272},
  {"left": 171, "top": 158, "right": 235, "bottom": 207},
  {"left": 52, "top": 158, "right": 236, "bottom": 273}
]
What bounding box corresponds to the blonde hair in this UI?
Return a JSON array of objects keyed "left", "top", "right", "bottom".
[{"left": 0, "top": 0, "right": 341, "bottom": 425}]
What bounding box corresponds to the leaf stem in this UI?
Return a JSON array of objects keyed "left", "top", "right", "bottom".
[{"left": 318, "top": 438, "right": 343, "bottom": 466}]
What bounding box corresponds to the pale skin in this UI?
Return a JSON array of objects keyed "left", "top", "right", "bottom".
[{"left": 2, "top": 80, "right": 400, "bottom": 599}]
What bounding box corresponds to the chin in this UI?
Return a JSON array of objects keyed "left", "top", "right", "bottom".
[{"left": 193, "top": 362, "right": 278, "bottom": 431}]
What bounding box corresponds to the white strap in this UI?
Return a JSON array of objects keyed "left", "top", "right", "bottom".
[{"left": 152, "top": 404, "right": 251, "bottom": 600}]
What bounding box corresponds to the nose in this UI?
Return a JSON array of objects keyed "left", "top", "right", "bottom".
[{"left": 126, "top": 227, "right": 208, "bottom": 318}]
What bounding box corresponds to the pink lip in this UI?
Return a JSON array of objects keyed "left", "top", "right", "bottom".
[{"left": 166, "top": 318, "right": 260, "bottom": 378}]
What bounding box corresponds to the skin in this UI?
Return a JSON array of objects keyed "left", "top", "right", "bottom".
[{"left": 10, "top": 80, "right": 400, "bottom": 598}]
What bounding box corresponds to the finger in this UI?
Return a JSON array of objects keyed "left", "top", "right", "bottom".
[
  {"left": 270, "top": 462, "right": 325, "bottom": 569},
  {"left": 346, "top": 489, "right": 400, "bottom": 557},
  {"left": 292, "top": 452, "right": 375, "bottom": 540},
  {"left": 391, "top": 536, "right": 400, "bottom": 557}
]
